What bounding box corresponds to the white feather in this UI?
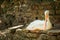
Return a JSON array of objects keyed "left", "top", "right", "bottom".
[{"left": 26, "top": 20, "right": 45, "bottom": 30}]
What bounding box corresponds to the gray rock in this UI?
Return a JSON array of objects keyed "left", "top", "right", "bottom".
[
  {"left": 57, "top": 35, "right": 60, "bottom": 40},
  {"left": 37, "top": 34, "right": 49, "bottom": 40},
  {"left": 48, "top": 36, "right": 57, "bottom": 40}
]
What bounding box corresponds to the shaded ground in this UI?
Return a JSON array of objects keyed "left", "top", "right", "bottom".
[{"left": 0, "top": 29, "right": 60, "bottom": 40}]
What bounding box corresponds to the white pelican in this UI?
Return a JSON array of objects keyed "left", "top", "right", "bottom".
[{"left": 26, "top": 10, "right": 52, "bottom": 32}]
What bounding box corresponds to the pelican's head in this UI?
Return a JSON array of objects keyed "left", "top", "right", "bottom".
[
  {"left": 44, "top": 10, "right": 49, "bottom": 20},
  {"left": 45, "top": 10, "right": 49, "bottom": 16}
]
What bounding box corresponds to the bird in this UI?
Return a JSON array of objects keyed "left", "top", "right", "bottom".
[{"left": 26, "top": 10, "right": 52, "bottom": 32}]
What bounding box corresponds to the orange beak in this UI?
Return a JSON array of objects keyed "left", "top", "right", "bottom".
[
  {"left": 44, "top": 14, "right": 49, "bottom": 30},
  {"left": 45, "top": 14, "right": 49, "bottom": 20}
]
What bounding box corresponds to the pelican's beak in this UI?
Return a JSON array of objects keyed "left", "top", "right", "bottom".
[
  {"left": 45, "top": 14, "right": 49, "bottom": 20},
  {"left": 44, "top": 14, "right": 48, "bottom": 30}
]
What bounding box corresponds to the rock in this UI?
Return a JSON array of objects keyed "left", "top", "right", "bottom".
[
  {"left": 47, "top": 30, "right": 60, "bottom": 35},
  {"left": 57, "top": 35, "right": 60, "bottom": 40},
  {"left": 26, "top": 33, "right": 38, "bottom": 38},
  {"left": 37, "top": 34, "right": 49, "bottom": 40},
  {"left": 48, "top": 36, "right": 57, "bottom": 40},
  {"left": 37, "top": 34, "right": 57, "bottom": 40}
]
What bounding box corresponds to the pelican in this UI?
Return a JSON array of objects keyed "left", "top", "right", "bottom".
[{"left": 26, "top": 10, "right": 52, "bottom": 32}]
